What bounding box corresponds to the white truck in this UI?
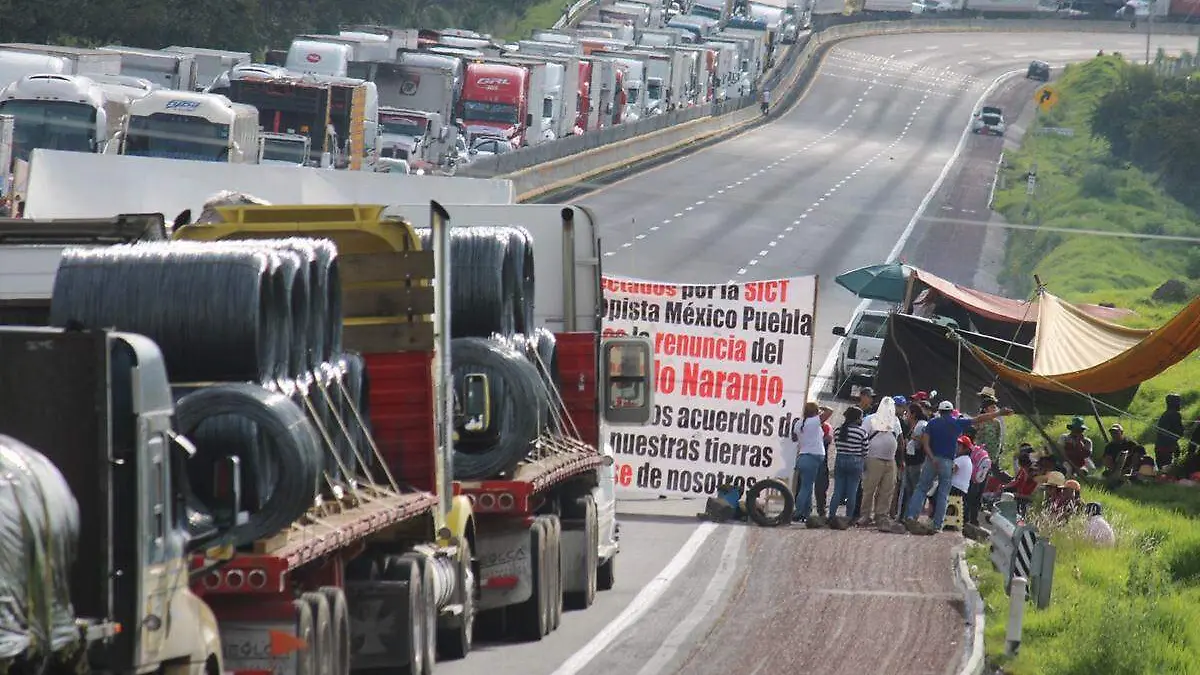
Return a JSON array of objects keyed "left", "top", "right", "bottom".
[
  {"left": 623, "top": 48, "right": 687, "bottom": 112},
  {"left": 258, "top": 131, "right": 312, "bottom": 166},
  {"left": 378, "top": 106, "right": 454, "bottom": 171},
  {"left": 98, "top": 46, "right": 199, "bottom": 91},
  {"left": 0, "top": 51, "right": 71, "bottom": 92},
  {"left": 0, "top": 44, "right": 121, "bottom": 77},
  {"left": 592, "top": 52, "right": 648, "bottom": 121},
  {"left": 0, "top": 73, "right": 147, "bottom": 162},
  {"left": 500, "top": 55, "right": 569, "bottom": 143},
  {"left": 830, "top": 310, "right": 889, "bottom": 399},
  {"left": 164, "top": 46, "right": 251, "bottom": 91},
  {"left": 119, "top": 90, "right": 260, "bottom": 164}
]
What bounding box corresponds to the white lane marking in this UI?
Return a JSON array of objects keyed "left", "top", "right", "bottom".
[
  {"left": 633, "top": 527, "right": 747, "bottom": 675},
  {"left": 549, "top": 523, "right": 720, "bottom": 675},
  {"left": 737, "top": 268, "right": 747, "bottom": 275},
  {"left": 622, "top": 242, "right": 632, "bottom": 248},
  {"left": 650, "top": 226, "right": 660, "bottom": 231},
  {"left": 663, "top": 219, "right": 672, "bottom": 224},
  {"left": 636, "top": 234, "right": 646, "bottom": 240},
  {"left": 604, "top": 251, "right": 615, "bottom": 257},
  {"left": 810, "top": 68, "right": 1024, "bottom": 396},
  {"left": 674, "top": 212, "right": 683, "bottom": 218}
]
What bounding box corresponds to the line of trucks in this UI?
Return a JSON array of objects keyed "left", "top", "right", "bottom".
[
  {"left": 0, "top": 198, "right": 657, "bottom": 675},
  {"left": 0, "top": 0, "right": 800, "bottom": 195}
]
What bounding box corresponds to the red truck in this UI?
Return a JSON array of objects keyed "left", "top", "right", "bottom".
[{"left": 460, "top": 62, "right": 530, "bottom": 148}]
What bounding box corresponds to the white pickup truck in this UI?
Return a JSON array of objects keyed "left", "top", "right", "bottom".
[{"left": 830, "top": 310, "right": 889, "bottom": 399}]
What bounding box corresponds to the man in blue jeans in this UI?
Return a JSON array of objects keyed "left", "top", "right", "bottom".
[{"left": 904, "top": 400, "right": 1013, "bottom": 534}]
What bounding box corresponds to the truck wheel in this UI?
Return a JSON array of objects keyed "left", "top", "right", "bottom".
[
  {"left": 565, "top": 496, "right": 598, "bottom": 610},
  {"left": 400, "top": 552, "right": 438, "bottom": 675},
  {"left": 301, "top": 592, "right": 333, "bottom": 675},
  {"left": 545, "top": 515, "right": 563, "bottom": 631},
  {"left": 513, "top": 520, "right": 549, "bottom": 641},
  {"left": 538, "top": 519, "right": 553, "bottom": 635},
  {"left": 382, "top": 554, "right": 427, "bottom": 674},
  {"left": 292, "top": 599, "right": 317, "bottom": 675},
  {"left": 318, "top": 587, "right": 351, "bottom": 675},
  {"left": 437, "top": 538, "right": 475, "bottom": 660},
  {"left": 597, "top": 553, "right": 616, "bottom": 591}
]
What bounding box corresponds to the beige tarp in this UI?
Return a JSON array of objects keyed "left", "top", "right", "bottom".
[
  {"left": 970, "top": 291, "right": 1200, "bottom": 394},
  {"left": 911, "top": 268, "right": 1134, "bottom": 324}
]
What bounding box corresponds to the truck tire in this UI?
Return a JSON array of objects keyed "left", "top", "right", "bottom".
[
  {"left": 565, "top": 496, "right": 598, "bottom": 610},
  {"left": 597, "top": 553, "right": 616, "bottom": 591},
  {"left": 399, "top": 552, "right": 438, "bottom": 675},
  {"left": 513, "top": 520, "right": 549, "bottom": 641},
  {"left": 545, "top": 515, "right": 563, "bottom": 630},
  {"left": 437, "top": 538, "right": 475, "bottom": 660},
  {"left": 382, "top": 554, "right": 427, "bottom": 674},
  {"left": 301, "top": 592, "right": 333, "bottom": 675},
  {"left": 292, "top": 599, "right": 317, "bottom": 675},
  {"left": 318, "top": 587, "right": 351, "bottom": 675},
  {"left": 745, "top": 479, "right": 796, "bottom": 527}
]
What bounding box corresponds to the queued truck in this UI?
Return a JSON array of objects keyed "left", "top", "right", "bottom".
[
  {"left": 0, "top": 44, "right": 122, "bottom": 78},
  {"left": 118, "top": 89, "right": 261, "bottom": 163},
  {"left": 99, "top": 45, "right": 199, "bottom": 91},
  {"left": 165, "top": 46, "right": 252, "bottom": 91},
  {"left": 492, "top": 55, "right": 568, "bottom": 143},
  {"left": 592, "top": 51, "right": 648, "bottom": 121},
  {"left": 460, "top": 61, "right": 531, "bottom": 148}
]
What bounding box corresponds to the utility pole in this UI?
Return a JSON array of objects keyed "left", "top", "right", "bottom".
[{"left": 1146, "top": 0, "right": 1154, "bottom": 66}]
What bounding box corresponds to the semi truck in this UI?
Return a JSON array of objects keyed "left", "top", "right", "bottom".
[
  {"left": 119, "top": 90, "right": 260, "bottom": 163},
  {"left": 0, "top": 324, "right": 225, "bottom": 675},
  {"left": 164, "top": 46, "right": 252, "bottom": 91},
  {"left": 460, "top": 62, "right": 531, "bottom": 147},
  {"left": 99, "top": 45, "right": 199, "bottom": 91},
  {"left": 0, "top": 73, "right": 150, "bottom": 162},
  {"left": 225, "top": 70, "right": 338, "bottom": 168},
  {"left": 258, "top": 131, "right": 313, "bottom": 166},
  {"left": 378, "top": 106, "right": 453, "bottom": 172},
  {"left": 167, "top": 199, "right": 650, "bottom": 665},
  {"left": 592, "top": 52, "right": 648, "bottom": 121},
  {"left": 0, "top": 51, "right": 72, "bottom": 92},
  {"left": 0, "top": 44, "right": 121, "bottom": 77}
]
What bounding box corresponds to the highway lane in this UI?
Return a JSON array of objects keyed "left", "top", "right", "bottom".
[{"left": 444, "top": 30, "right": 1198, "bottom": 675}]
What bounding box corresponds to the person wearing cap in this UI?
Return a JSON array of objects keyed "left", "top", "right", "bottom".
[
  {"left": 1155, "top": 393, "right": 1185, "bottom": 469},
  {"left": 857, "top": 387, "right": 877, "bottom": 415},
  {"left": 974, "top": 387, "right": 1005, "bottom": 470},
  {"left": 902, "top": 398, "right": 1013, "bottom": 534},
  {"left": 1083, "top": 502, "right": 1116, "bottom": 547},
  {"left": 949, "top": 436, "right": 974, "bottom": 500},
  {"left": 1102, "top": 423, "right": 1140, "bottom": 476},
  {"left": 1059, "top": 417, "right": 1094, "bottom": 476}
]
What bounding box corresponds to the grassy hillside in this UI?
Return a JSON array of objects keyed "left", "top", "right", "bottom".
[{"left": 972, "top": 55, "right": 1200, "bottom": 675}]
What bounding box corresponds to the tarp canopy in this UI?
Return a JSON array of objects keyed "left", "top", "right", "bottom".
[
  {"left": 874, "top": 312, "right": 1138, "bottom": 416},
  {"left": 971, "top": 292, "right": 1200, "bottom": 394}
]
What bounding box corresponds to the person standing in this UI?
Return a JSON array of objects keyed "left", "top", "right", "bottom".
[
  {"left": 815, "top": 406, "right": 835, "bottom": 518},
  {"left": 904, "top": 400, "right": 1013, "bottom": 534},
  {"left": 828, "top": 406, "right": 869, "bottom": 529},
  {"left": 950, "top": 437, "right": 974, "bottom": 501},
  {"left": 965, "top": 439, "right": 991, "bottom": 526},
  {"left": 790, "top": 402, "right": 828, "bottom": 524},
  {"left": 859, "top": 397, "right": 901, "bottom": 527},
  {"left": 900, "top": 402, "right": 928, "bottom": 516},
  {"left": 1155, "top": 393, "right": 1185, "bottom": 470},
  {"left": 974, "top": 387, "right": 1005, "bottom": 470}
]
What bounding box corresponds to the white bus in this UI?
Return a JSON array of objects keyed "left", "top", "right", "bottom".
[
  {"left": 120, "top": 90, "right": 260, "bottom": 163},
  {"left": 0, "top": 73, "right": 139, "bottom": 162}
]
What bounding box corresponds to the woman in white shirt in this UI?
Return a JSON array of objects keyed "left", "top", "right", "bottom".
[
  {"left": 790, "top": 401, "right": 827, "bottom": 523},
  {"left": 950, "top": 437, "right": 974, "bottom": 498}
]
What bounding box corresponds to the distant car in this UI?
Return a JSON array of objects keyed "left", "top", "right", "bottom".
[
  {"left": 468, "top": 135, "right": 515, "bottom": 158},
  {"left": 831, "top": 310, "right": 888, "bottom": 399},
  {"left": 972, "top": 107, "right": 1006, "bottom": 136},
  {"left": 1027, "top": 60, "right": 1050, "bottom": 81}
]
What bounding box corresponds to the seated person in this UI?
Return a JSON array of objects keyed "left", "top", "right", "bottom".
[
  {"left": 1048, "top": 478, "right": 1083, "bottom": 521},
  {"left": 1001, "top": 453, "right": 1040, "bottom": 500}
]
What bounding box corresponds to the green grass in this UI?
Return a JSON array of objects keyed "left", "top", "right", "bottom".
[
  {"left": 973, "top": 55, "right": 1200, "bottom": 674},
  {"left": 967, "top": 488, "right": 1200, "bottom": 675},
  {"left": 501, "top": 0, "right": 574, "bottom": 41}
]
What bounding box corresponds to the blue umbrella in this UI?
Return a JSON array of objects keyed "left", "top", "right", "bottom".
[{"left": 834, "top": 262, "right": 914, "bottom": 303}]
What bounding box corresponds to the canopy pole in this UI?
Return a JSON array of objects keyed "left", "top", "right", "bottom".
[
  {"left": 956, "top": 340, "right": 962, "bottom": 409},
  {"left": 901, "top": 270, "right": 917, "bottom": 314},
  {"left": 1091, "top": 399, "right": 1110, "bottom": 444}
]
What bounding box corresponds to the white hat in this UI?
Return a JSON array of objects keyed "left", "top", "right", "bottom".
[{"left": 938, "top": 400, "right": 954, "bottom": 411}]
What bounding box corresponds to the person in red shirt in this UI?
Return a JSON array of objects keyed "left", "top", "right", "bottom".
[{"left": 1003, "top": 453, "right": 1039, "bottom": 499}]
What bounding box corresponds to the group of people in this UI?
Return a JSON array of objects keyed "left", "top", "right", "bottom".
[{"left": 787, "top": 386, "right": 1018, "bottom": 534}]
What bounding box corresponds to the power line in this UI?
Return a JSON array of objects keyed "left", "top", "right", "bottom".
[{"left": 921, "top": 215, "right": 1200, "bottom": 244}]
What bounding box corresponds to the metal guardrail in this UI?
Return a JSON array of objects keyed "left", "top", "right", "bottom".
[
  {"left": 988, "top": 500, "right": 1057, "bottom": 609},
  {"left": 555, "top": 0, "right": 602, "bottom": 29}
]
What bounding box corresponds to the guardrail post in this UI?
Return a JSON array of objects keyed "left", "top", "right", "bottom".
[
  {"left": 1006, "top": 576, "right": 1027, "bottom": 657},
  {"left": 1031, "top": 540, "right": 1056, "bottom": 609}
]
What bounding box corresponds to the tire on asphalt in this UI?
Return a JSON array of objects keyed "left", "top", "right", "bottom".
[
  {"left": 402, "top": 552, "right": 438, "bottom": 675},
  {"left": 546, "top": 515, "right": 563, "bottom": 630},
  {"left": 437, "top": 537, "right": 475, "bottom": 660},
  {"left": 745, "top": 478, "right": 796, "bottom": 527},
  {"left": 564, "top": 495, "right": 598, "bottom": 610},
  {"left": 300, "top": 592, "right": 333, "bottom": 675},
  {"left": 597, "top": 551, "right": 615, "bottom": 591},
  {"left": 513, "top": 519, "right": 549, "bottom": 641},
  {"left": 318, "top": 586, "right": 351, "bottom": 675},
  {"left": 382, "top": 554, "right": 426, "bottom": 674},
  {"left": 291, "top": 599, "right": 316, "bottom": 675}
]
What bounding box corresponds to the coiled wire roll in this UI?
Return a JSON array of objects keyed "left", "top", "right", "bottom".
[
  {"left": 175, "top": 383, "right": 322, "bottom": 548},
  {"left": 418, "top": 226, "right": 534, "bottom": 338},
  {"left": 50, "top": 242, "right": 285, "bottom": 382},
  {"left": 451, "top": 337, "right": 549, "bottom": 480},
  {"left": 339, "top": 353, "right": 370, "bottom": 461}
]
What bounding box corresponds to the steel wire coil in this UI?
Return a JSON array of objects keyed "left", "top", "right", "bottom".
[
  {"left": 175, "top": 383, "right": 323, "bottom": 548},
  {"left": 50, "top": 243, "right": 285, "bottom": 383},
  {"left": 451, "top": 337, "right": 549, "bottom": 480},
  {"left": 339, "top": 352, "right": 370, "bottom": 459},
  {"left": 417, "top": 226, "right": 534, "bottom": 338}
]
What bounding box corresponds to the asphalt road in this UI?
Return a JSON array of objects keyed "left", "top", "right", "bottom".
[{"left": 441, "top": 30, "right": 1198, "bottom": 675}]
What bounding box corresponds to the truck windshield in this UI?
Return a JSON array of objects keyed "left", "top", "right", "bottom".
[
  {"left": 380, "top": 116, "right": 426, "bottom": 137},
  {"left": 262, "top": 137, "right": 308, "bottom": 164},
  {"left": 124, "top": 113, "right": 232, "bottom": 161},
  {"left": 462, "top": 101, "right": 519, "bottom": 125},
  {"left": 0, "top": 99, "right": 97, "bottom": 161},
  {"left": 647, "top": 82, "right": 663, "bottom": 100}
]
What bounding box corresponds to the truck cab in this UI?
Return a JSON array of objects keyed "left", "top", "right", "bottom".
[
  {"left": 460, "top": 62, "right": 530, "bottom": 148},
  {"left": 257, "top": 130, "right": 312, "bottom": 166},
  {"left": 830, "top": 310, "right": 888, "bottom": 399}
]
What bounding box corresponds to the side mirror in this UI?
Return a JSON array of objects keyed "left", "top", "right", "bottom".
[
  {"left": 601, "top": 336, "right": 654, "bottom": 425},
  {"left": 831, "top": 326, "right": 846, "bottom": 337},
  {"left": 526, "top": 113, "right": 534, "bottom": 127},
  {"left": 211, "top": 454, "right": 243, "bottom": 530},
  {"left": 439, "top": 126, "right": 449, "bottom": 141},
  {"left": 462, "top": 373, "right": 491, "bottom": 433}
]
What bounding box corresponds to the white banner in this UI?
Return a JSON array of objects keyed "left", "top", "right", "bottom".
[{"left": 601, "top": 275, "right": 818, "bottom": 498}]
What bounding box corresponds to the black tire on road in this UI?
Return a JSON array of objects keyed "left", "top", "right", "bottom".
[
  {"left": 318, "top": 586, "right": 351, "bottom": 675},
  {"left": 402, "top": 552, "right": 438, "bottom": 675},
  {"left": 745, "top": 479, "right": 797, "bottom": 527},
  {"left": 437, "top": 537, "right": 475, "bottom": 660},
  {"left": 291, "top": 599, "right": 316, "bottom": 675},
  {"left": 513, "top": 520, "right": 549, "bottom": 641},
  {"left": 546, "top": 515, "right": 562, "bottom": 630},
  {"left": 597, "top": 552, "right": 615, "bottom": 592},
  {"left": 382, "top": 554, "right": 426, "bottom": 674},
  {"left": 301, "top": 592, "right": 333, "bottom": 675},
  {"left": 564, "top": 496, "right": 598, "bottom": 610}
]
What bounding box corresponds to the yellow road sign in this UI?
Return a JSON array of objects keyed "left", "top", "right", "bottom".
[{"left": 1035, "top": 85, "right": 1059, "bottom": 113}]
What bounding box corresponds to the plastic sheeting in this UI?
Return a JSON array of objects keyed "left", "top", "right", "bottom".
[
  {"left": 873, "top": 313, "right": 1138, "bottom": 417},
  {"left": 0, "top": 434, "right": 82, "bottom": 662},
  {"left": 972, "top": 292, "right": 1200, "bottom": 394}
]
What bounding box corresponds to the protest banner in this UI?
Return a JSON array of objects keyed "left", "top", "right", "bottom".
[{"left": 600, "top": 274, "right": 818, "bottom": 498}]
